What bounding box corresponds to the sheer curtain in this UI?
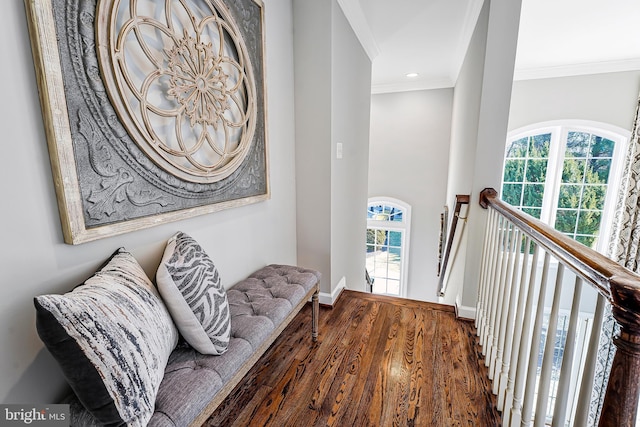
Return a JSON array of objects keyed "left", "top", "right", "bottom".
[{"left": 590, "top": 91, "right": 640, "bottom": 425}]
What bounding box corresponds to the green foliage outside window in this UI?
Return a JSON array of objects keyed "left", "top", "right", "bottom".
[
  {"left": 501, "top": 131, "right": 614, "bottom": 250},
  {"left": 554, "top": 132, "right": 613, "bottom": 248},
  {"left": 502, "top": 133, "right": 551, "bottom": 219}
]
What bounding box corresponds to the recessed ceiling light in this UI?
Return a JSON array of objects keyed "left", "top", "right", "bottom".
[{"left": 406, "top": 73, "right": 419, "bottom": 78}]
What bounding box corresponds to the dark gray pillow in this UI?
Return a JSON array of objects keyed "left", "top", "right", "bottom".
[
  {"left": 156, "top": 232, "right": 231, "bottom": 355},
  {"left": 34, "top": 248, "right": 178, "bottom": 426}
]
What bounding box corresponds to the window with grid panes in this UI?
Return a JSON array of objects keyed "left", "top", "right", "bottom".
[
  {"left": 366, "top": 198, "right": 411, "bottom": 297},
  {"left": 501, "top": 122, "right": 628, "bottom": 252}
]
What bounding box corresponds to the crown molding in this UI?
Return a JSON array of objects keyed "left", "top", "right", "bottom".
[
  {"left": 336, "top": 0, "right": 380, "bottom": 61},
  {"left": 371, "top": 76, "right": 454, "bottom": 95},
  {"left": 373, "top": 57, "right": 640, "bottom": 93},
  {"left": 451, "top": 0, "right": 485, "bottom": 85},
  {"left": 514, "top": 58, "right": 640, "bottom": 81}
]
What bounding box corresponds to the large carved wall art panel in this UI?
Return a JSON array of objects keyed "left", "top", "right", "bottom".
[{"left": 25, "top": 0, "right": 268, "bottom": 244}]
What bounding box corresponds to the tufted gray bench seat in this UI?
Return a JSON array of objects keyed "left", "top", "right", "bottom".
[{"left": 66, "top": 264, "right": 320, "bottom": 426}]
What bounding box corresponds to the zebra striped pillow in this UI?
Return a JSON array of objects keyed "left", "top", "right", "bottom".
[{"left": 156, "top": 232, "right": 231, "bottom": 355}]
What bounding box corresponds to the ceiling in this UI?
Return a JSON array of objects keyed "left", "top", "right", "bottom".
[{"left": 338, "top": 0, "right": 640, "bottom": 94}]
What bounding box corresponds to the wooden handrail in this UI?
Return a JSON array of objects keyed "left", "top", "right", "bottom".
[
  {"left": 479, "top": 187, "right": 640, "bottom": 427},
  {"left": 438, "top": 194, "right": 470, "bottom": 296}
]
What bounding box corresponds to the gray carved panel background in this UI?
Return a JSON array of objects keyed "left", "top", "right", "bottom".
[{"left": 26, "top": 0, "right": 269, "bottom": 244}]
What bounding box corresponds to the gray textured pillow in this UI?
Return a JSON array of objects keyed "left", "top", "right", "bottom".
[
  {"left": 156, "top": 232, "right": 231, "bottom": 355},
  {"left": 34, "top": 248, "right": 178, "bottom": 426}
]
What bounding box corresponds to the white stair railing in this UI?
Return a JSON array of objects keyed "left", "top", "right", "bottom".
[{"left": 476, "top": 188, "right": 640, "bottom": 427}]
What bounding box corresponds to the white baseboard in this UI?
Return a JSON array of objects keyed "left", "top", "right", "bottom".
[
  {"left": 319, "top": 277, "right": 346, "bottom": 306},
  {"left": 455, "top": 296, "right": 476, "bottom": 320}
]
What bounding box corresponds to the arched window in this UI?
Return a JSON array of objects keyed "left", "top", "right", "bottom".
[
  {"left": 501, "top": 121, "right": 630, "bottom": 423},
  {"left": 502, "top": 121, "right": 629, "bottom": 253},
  {"left": 366, "top": 197, "right": 411, "bottom": 297}
]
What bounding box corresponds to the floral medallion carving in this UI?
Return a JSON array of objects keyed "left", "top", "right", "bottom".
[
  {"left": 97, "top": 0, "right": 257, "bottom": 183},
  {"left": 25, "top": 0, "right": 268, "bottom": 244}
]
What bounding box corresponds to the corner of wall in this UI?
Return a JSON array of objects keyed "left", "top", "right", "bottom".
[
  {"left": 455, "top": 294, "right": 477, "bottom": 320},
  {"left": 319, "top": 276, "right": 346, "bottom": 306}
]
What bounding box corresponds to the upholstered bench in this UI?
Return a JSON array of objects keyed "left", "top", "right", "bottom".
[
  {"left": 36, "top": 237, "right": 320, "bottom": 427},
  {"left": 151, "top": 265, "right": 320, "bottom": 426}
]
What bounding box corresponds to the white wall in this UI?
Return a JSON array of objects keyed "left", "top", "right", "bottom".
[
  {"left": 443, "top": 0, "right": 523, "bottom": 312},
  {"left": 441, "top": 0, "right": 489, "bottom": 306},
  {"left": 509, "top": 71, "right": 640, "bottom": 132},
  {"left": 460, "top": 0, "right": 522, "bottom": 310},
  {"left": 1, "top": 0, "right": 298, "bottom": 403},
  {"left": 368, "top": 89, "right": 453, "bottom": 302},
  {"left": 293, "top": 0, "right": 332, "bottom": 295},
  {"left": 445, "top": 1, "right": 488, "bottom": 210},
  {"left": 331, "top": 3, "right": 372, "bottom": 294},
  {"left": 294, "top": 0, "right": 372, "bottom": 302}
]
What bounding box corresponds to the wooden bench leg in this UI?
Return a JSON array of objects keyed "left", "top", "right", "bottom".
[{"left": 312, "top": 288, "right": 319, "bottom": 342}]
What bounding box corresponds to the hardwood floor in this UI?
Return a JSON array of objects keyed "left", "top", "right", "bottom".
[{"left": 204, "top": 290, "right": 500, "bottom": 427}]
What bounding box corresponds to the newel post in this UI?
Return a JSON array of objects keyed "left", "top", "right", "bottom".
[
  {"left": 479, "top": 188, "right": 498, "bottom": 209},
  {"left": 599, "top": 276, "right": 640, "bottom": 427}
]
